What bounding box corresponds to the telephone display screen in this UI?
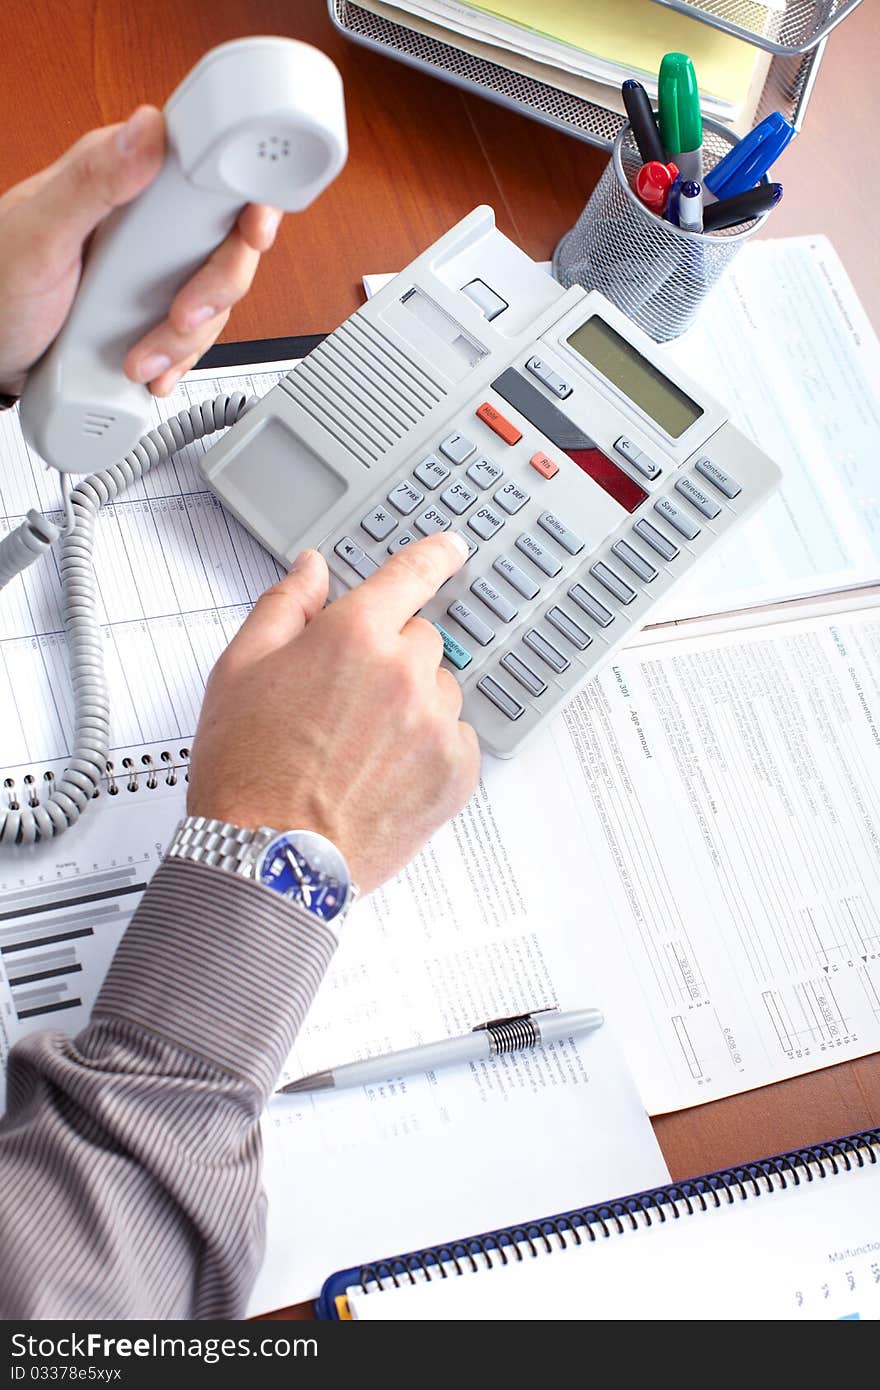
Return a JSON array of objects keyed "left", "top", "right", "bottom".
[{"left": 567, "top": 316, "right": 702, "bottom": 438}]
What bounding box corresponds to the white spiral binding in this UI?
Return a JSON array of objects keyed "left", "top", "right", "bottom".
[{"left": 0, "top": 394, "right": 255, "bottom": 844}]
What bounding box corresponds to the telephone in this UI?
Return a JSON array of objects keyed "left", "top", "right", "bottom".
[
  {"left": 200, "top": 205, "right": 781, "bottom": 757},
  {"left": 0, "top": 44, "right": 781, "bottom": 843}
]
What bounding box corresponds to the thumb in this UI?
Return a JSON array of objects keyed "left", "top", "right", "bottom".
[
  {"left": 26, "top": 106, "right": 165, "bottom": 266},
  {"left": 224, "top": 550, "right": 330, "bottom": 670}
]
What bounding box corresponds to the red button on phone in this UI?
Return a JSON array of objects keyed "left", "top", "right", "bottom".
[
  {"left": 476, "top": 402, "right": 522, "bottom": 445},
  {"left": 530, "top": 451, "right": 559, "bottom": 480}
]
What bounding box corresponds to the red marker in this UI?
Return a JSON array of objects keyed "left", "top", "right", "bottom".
[{"left": 634, "top": 160, "right": 679, "bottom": 215}]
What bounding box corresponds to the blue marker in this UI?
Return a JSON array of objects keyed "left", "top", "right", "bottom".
[
  {"left": 665, "top": 172, "right": 683, "bottom": 226},
  {"left": 704, "top": 112, "right": 795, "bottom": 202}
]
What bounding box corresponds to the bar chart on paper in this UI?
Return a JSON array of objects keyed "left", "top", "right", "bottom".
[{"left": 0, "top": 781, "right": 185, "bottom": 1111}]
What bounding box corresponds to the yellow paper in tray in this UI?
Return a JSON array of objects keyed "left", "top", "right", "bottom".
[{"left": 467, "top": 0, "right": 770, "bottom": 107}]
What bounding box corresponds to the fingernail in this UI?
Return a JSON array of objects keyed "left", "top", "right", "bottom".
[
  {"left": 290, "top": 549, "right": 318, "bottom": 573},
  {"left": 264, "top": 208, "right": 283, "bottom": 239},
  {"left": 186, "top": 305, "right": 216, "bottom": 329},
  {"left": 116, "top": 107, "right": 152, "bottom": 156},
  {"left": 446, "top": 532, "right": 470, "bottom": 560},
  {"left": 137, "top": 352, "right": 171, "bottom": 382}
]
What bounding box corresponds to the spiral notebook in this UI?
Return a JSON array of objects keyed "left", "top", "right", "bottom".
[{"left": 318, "top": 1127, "right": 880, "bottom": 1321}]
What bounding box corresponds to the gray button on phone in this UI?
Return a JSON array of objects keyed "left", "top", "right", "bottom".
[
  {"left": 568, "top": 584, "right": 614, "bottom": 627},
  {"left": 614, "top": 436, "right": 660, "bottom": 480},
  {"left": 493, "top": 480, "right": 529, "bottom": 515},
  {"left": 694, "top": 456, "right": 741, "bottom": 498},
  {"left": 611, "top": 540, "right": 657, "bottom": 583},
  {"left": 633, "top": 518, "right": 679, "bottom": 561},
  {"left": 361, "top": 505, "right": 397, "bottom": 542},
  {"left": 388, "top": 480, "right": 424, "bottom": 515},
  {"left": 526, "top": 356, "right": 572, "bottom": 399},
  {"left": 468, "top": 505, "right": 505, "bottom": 541},
  {"left": 537, "top": 511, "right": 584, "bottom": 555},
  {"left": 675, "top": 476, "right": 722, "bottom": 519},
  {"left": 654, "top": 495, "right": 700, "bottom": 539},
  {"left": 441, "top": 479, "right": 478, "bottom": 515},
  {"left": 501, "top": 652, "right": 546, "bottom": 696},
  {"left": 448, "top": 599, "right": 494, "bottom": 647},
  {"left": 471, "top": 576, "right": 517, "bottom": 623},
  {"left": 387, "top": 532, "right": 416, "bottom": 555},
  {"left": 493, "top": 554, "right": 538, "bottom": 599},
  {"left": 546, "top": 607, "right": 591, "bottom": 651},
  {"left": 515, "top": 533, "right": 562, "bottom": 577},
  {"left": 590, "top": 562, "right": 636, "bottom": 605},
  {"left": 523, "top": 629, "right": 569, "bottom": 673},
  {"left": 467, "top": 456, "right": 503, "bottom": 489},
  {"left": 334, "top": 537, "right": 379, "bottom": 581},
  {"left": 414, "top": 455, "right": 451, "bottom": 490},
  {"left": 415, "top": 506, "right": 451, "bottom": 535},
  {"left": 440, "top": 432, "right": 476, "bottom": 465},
  {"left": 477, "top": 675, "right": 524, "bottom": 721}
]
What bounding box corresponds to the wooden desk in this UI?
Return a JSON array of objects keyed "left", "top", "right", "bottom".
[{"left": 1, "top": 0, "right": 878, "bottom": 1320}]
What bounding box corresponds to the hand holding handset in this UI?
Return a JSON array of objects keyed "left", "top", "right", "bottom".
[{"left": 19, "top": 36, "right": 347, "bottom": 474}]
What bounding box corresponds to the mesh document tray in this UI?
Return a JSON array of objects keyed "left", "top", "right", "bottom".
[
  {"left": 654, "top": 0, "right": 863, "bottom": 56},
  {"left": 329, "top": 1, "right": 826, "bottom": 149}
]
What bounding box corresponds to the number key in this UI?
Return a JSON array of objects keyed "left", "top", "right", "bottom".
[
  {"left": 467, "top": 456, "right": 503, "bottom": 489},
  {"left": 415, "top": 506, "right": 451, "bottom": 536},
  {"left": 468, "top": 505, "right": 505, "bottom": 541},
  {"left": 440, "top": 479, "right": 478, "bottom": 515},
  {"left": 388, "top": 480, "right": 425, "bottom": 515},
  {"left": 494, "top": 479, "right": 529, "bottom": 515}
]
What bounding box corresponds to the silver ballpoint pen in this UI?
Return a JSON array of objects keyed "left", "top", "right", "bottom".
[{"left": 276, "top": 1007, "right": 604, "bottom": 1094}]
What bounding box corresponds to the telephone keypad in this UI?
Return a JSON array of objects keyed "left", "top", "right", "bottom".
[{"left": 325, "top": 398, "right": 760, "bottom": 757}]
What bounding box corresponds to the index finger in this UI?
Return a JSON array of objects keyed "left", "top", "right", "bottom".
[{"left": 348, "top": 532, "right": 469, "bottom": 631}]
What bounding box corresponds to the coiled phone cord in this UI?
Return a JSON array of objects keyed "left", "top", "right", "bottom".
[{"left": 0, "top": 391, "right": 256, "bottom": 844}]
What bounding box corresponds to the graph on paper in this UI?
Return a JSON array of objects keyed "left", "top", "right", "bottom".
[
  {"left": 0, "top": 361, "right": 296, "bottom": 780},
  {"left": 0, "top": 782, "right": 185, "bottom": 1111}
]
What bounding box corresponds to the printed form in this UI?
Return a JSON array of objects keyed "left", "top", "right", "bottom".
[{"left": 549, "top": 591, "right": 880, "bottom": 1113}]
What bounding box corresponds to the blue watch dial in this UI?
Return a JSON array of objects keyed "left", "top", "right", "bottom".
[{"left": 256, "top": 831, "right": 350, "bottom": 923}]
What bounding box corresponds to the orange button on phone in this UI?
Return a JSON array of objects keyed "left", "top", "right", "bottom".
[
  {"left": 476, "top": 402, "right": 522, "bottom": 445},
  {"left": 530, "top": 451, "right": 559, "bottom": 480}
]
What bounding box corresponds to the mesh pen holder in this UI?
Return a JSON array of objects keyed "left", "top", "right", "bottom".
[{"left": 553, "top": 117, "right": 770, "bottom": 342}]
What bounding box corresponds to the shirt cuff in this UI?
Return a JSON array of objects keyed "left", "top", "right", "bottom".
[{"left": 93, "top": 857, "right": 336, "bottom": 1097}]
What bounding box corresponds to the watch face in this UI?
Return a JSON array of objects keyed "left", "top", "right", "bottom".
[{"left": 257, "top": 831, "right": 350, "bottom": 923}]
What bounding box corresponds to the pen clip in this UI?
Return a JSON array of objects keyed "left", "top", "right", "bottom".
[{"left": 473, "top": 1007, "right": 555, "bottom": 1032}]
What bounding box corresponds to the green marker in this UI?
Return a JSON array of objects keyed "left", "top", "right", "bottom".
[{"left": 658, "top": 52, "right": 703, "bottom": 183}]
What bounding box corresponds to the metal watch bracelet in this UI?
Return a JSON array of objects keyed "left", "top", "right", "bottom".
[{"left": 165, "top": 815, "right": 271, "bottom": 876}]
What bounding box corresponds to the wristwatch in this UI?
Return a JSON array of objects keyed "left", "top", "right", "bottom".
[{"left": 166, "top": 815, "right": 357, "bottom": 929}]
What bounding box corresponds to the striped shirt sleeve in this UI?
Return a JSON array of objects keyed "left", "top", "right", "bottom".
[{"left": 0, "top": 857, "right": 336, "bottom": 1319}]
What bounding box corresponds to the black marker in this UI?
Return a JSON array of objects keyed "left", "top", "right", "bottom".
[
  {"left": 622, "top": 79, "right": 666, "bottom": 165},
  {"left": 702, "top": 182, "right": 783, "bottom": 231}
]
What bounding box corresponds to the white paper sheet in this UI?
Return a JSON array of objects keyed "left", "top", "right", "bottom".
[
  {"left": 0, "top": 779, "right": 186, "bottom": 1113},
  {"left": 550, "top": 589, "right": 880, "bottom": 1112},
  {"left": 249, "top": 761, "right": 671, "bottom": 1311},
  {"left": 347, "top": 1140, "right": 880, "bottom": 1320},
  {"left": 0, "top": 360, "right": 295, "bottom": 782},
  {"left": 660, "top": 237, "right": 880, "bottom": 619}
]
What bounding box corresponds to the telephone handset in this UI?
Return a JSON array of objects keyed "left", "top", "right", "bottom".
[{"left": 19, "top": 35, "right": 346, "bottom": 474}]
